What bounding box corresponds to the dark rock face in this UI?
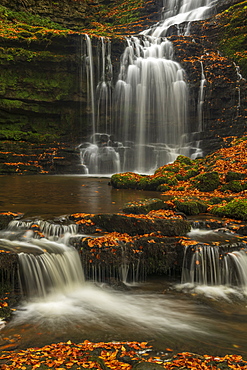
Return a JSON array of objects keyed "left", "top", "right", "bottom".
[{"left": 172, "top": 30, "right": 247, "bottom": 156}]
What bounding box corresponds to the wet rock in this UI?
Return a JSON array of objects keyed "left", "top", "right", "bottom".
[
  {"left": 91, "top": 214, "right": 190, "bottom": 236},
  {"left": 133, "top": 362, "right": 164, "bottom": 370},
  {"left": 122, "top": 199, "right": 166, "bottom": 214}
]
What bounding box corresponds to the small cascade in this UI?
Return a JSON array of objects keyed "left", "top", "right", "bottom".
[
  {"left": 78, "top": 133, "right": 121, "bottom": 174},
  {"left": 8, "top": 219, "right": 78, "bottom": 239},
  {"left": 0, "top": 221, "right": 85, "bottom": 297},
  {"left": 18, "top": 242, "right": 85, "bottom": 297},
  {"left": 198, "top": 60, "right": 206, "bottom": 132},
  {"left": 233, "top": 62, "right": 243, "bottom": 118},
  {"left": 180, "top": 228, "right": 247, "bottom": 292}
]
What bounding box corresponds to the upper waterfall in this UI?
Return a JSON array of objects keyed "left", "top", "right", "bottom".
[
  {"left": 80, "top": 0, "right": 219, "bottom": 174},
  {"left": 142, "top": 0, "right": 217, "bottom": 37}
]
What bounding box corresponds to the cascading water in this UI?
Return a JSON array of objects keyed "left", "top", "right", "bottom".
[
  {"left": 0, "top": 221, "right": 216, "bottom": 350},
  {"left": 179, "top": 228, "right": 247, "bottom": 298},
  {"left": 198, "top": 60, "right": 206, "bottom": 132},
  {"left": 142, "top": 0, "right": 217, "bottom": 37},
  {"left": 79, "top": 0, "right": 218, "bottom": 174},
  {"left": 114, "top": 37, "right": 189, "bottom": 173}
]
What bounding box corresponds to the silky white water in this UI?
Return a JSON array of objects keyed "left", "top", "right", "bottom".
[
  {"left": 1, "top": 222, "right": 247, "bottom": 355},
  {"left": 80, "top": 0, "right": 219, "bottom": 174},
  {"left": 143, "top": 0, "right": 217, "bottom": 37}
]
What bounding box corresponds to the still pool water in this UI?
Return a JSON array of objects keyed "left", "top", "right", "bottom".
[
  {"left": 0, "top": 175, "right": 160, "bottom": 218},
  {"left": 0, "top": 175, "right": 247, "bottom": 359}
]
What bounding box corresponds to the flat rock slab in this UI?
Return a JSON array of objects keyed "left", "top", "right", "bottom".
[{"left": 91, "top": 214, "right": 190, "bottom": 236}]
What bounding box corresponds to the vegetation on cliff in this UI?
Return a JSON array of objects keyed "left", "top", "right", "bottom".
[
  {"left": 217, "top": 0, "right": 247, "bottom": 78},
  {"left": 0, "top": 0, "right": 155, "bottom": 41}
]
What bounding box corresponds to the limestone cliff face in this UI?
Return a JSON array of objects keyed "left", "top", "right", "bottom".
[{"left": 0, "top": 0, "right": 246, "bottom": 174}]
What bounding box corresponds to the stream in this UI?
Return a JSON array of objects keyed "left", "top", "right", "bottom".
[{"left": 0, "top": 175, "right": 247, "bottom": 358}]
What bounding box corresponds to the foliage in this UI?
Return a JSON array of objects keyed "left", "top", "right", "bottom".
[
  {"left": 217, "top": 0, "right": 247, "bottom": 78},
  {"left": 79, "top": 0, "right": 155, "bottom": 37},
  {"left": 0, "top": 0, "right": 155, "bottom": 41},
  {"left": 0, "top": 340, "right": 247, "bottom": 369},
  {"left": 111, "top": 137, "right": 247, "bottom": 219}
]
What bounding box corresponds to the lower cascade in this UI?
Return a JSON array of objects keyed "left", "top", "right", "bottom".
[
  {"left": 181, "top": 246, "right": 247, "bottom": 287},
  {"left": 18, "top": 244, "right": 85, "bottom": 297},
  {"left": 1, "top": 221, "right": 247, "bottom": 354},
  {"left": 179, "top": 228, "right": 247, "bottom": 297}
]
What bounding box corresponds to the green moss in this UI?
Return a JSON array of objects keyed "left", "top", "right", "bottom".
[
  {"left": 111, "top": 173, "right": 139, "bottom": 189},
  {"left": 221, "top": 180, "right": 245, "bottom": 193},
  {"left": 122, "top": 198, "right": 164, "bottom": 214},
  {"left": 0, "top": 99, "right": 24, "bottom": 110},
  {"left": 193, "top": 172, "right": 220, "bottom": 192},
  {"left": 174, "top": 199, "right": 208, "bottom": 216},
  {"left": 211, "top": 199, "right": 247, "bottom": 221},
  {"left": 225, "top": 171, "right": 246, "bottom": 182},
  {"left": 0, "top": 47, "right": 66, "bottom": 64},
  {"left": 157, "top": 184, "right": 171, "bottom": 192},
  {"left": 218, "top": 1, "right": 247, "bottom": 77},
  {"left": 174, "top": 155, "right": 194, "bottom": 166}
]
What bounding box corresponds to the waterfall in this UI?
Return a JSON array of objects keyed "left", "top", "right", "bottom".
[
  {"left": 143, "top": 0, "right": 217, "bottom": 37},
  {"left": 0, "top": 222, "right": 85, "bottom": 297},
  {"left": 78, "top": 0, "right": 219, "bottom": 174},
  {"left": 85, "top": 34, "right": 96, "bottom": 136},
  {"left": 18, "top": 242, "right": 85, "bottom": 297},
  {"left": 180, "top": 228, "right": 247, "bottom": 296},
  {"left": 114, "top": 37, "right": 189, "bottom": 173},
  {"left": 198, "top": 60, "right": 206, "bottom": 132}
]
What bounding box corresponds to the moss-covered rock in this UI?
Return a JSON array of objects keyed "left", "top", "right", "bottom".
[
  {"left": 174, "top": 199, "right": 208, "bottom": 216},
  {"left": 156, "top": 184, "right": 171, "bottom": 192},
  {"left": 122, "top": 198, "right": 165, "bottom": 214},
  {"left": 211, "top": 199, "right": 247, "bottom": 221},
  {"left": 111, "top": 173, "right": 140, "bottom": 189},
  {"left": 193, "top": 172, "right": 220, "bottom": 192},
  {"left": 221, "top": 180, "right": 245, "bottom": 193},
  {"left": 218, "top": 0, "right": 247, "bottom": 78},
  {"left": 225, "top": 171, "right": 246, "bottom": 182}
]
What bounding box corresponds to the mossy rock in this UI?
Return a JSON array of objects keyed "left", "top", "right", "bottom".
[
  {"left": 225, "top": 171, "right": 246, "bottom": 182},
  {"left": 174, "top": 155, "right": 194, "bottom": 166},
  {"left": 157, "top": 184, "right": 171, "bottom": 192},
  {"left": 122, "top": 198, "right": 165, "bottom": 214},
  {"left": 111, "top": 173, "right": 139, "bottom": 189},
  {"left": 193, "top": 172, "right": 220, "bottom": 192},
  {"left": 211, "top": 199, "right": 247, "bottom": 221},
  {"left": 221, "top": 180, "right": 245, "bottom": 193},
  {"left": 174, "top": 199, "right": 208, "bottom": 216},
  {"left": 144, "top": 176, "right": 168, "bottom": 191},
  {"left": 136, "top": 176, "right": 150, "bottom": 190},
  {"left": 91, "top": 214, "right": 191, "bottom": 236}
]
